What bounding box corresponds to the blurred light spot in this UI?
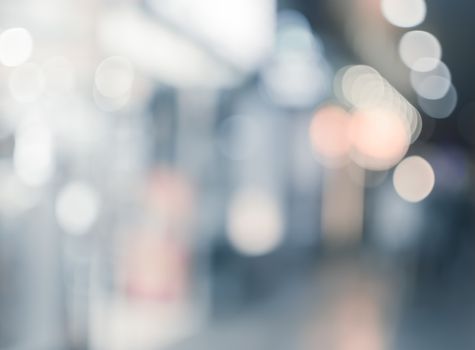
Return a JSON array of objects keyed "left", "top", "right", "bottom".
[
  {"left": 418, "top": 84, "right": 457, "bottom": 119},
  {"left": 399, "top": 31, "right": 441, "bottom": 71},
  {"left": 0, "top": 28, "right": 33, "bottom": 67},
  {"left": 43, "top": 56, "right": 76, "bottom": 95},
  {"left": 410, "top": 60, "right": 451, "bottom": 100},
  {"left": 309, "top": 105, "right": 351, "bottom": 167},
  {"left": 393, "top": 156, "right": 434, "bottom": 202},
  {"left": 411, "top": 57, "right": 440, "bottom": 72},
  {"left": 227, "top": 189, "right": 283, "bottom": 256},
  {"left": 56, "top": 182, "right": 100, "bottom": 235},
  {"left": 381, "top": 0, "right": 426, "bottom": 28},
  {"left": 415, "top": 75, "right": 451, "bottom": 100},
  {"left": 337, "top": 65, "right": 421, "bottom": 143},
  {"left": 95, "top": 56, "right": 134, "bottom": 99},
  {"left": 341, "top": 65, "right": 385, "bottom": 108},
  {"left": 9, "top": 63, "right": 45, "bottom": 102},
  {"left": 14, "top": 119, "right": 54, "bottom": 187},
  {"left": 349, "top": 108, "right": 410, "bottom": 170}
]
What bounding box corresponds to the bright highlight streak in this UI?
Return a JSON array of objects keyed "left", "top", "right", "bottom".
[{"left": 149, "top": 0, "right": 275, "bottom": 71}]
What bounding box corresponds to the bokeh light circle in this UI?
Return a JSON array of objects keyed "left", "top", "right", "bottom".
[
  {"left": 349, "top": 108, "right": 410, "bottom": 170},
  {"left": 381, "top": 0, "right": 426, "bottom": 28},
  {"left": 309, "top": 105, "right": 351, "bottom": 166},
  {"left": 393, "top": 156, "right": 435, "bottom": 202},
  {"left": 418, "top": 84, "right": 457, "bottom": 119},
  {"left": 56, "top": 182, "right": 101, "bottom": 235},
  {"left": 227, "top": 189, "right": 283, "bottom": 256},
  {"left": 410, "top": 60, "right": 451, "bottom": 100},
  {"left": 0, "top": 28, "right": 33, "bottom": 67},
  {"left": 95, "top": 56, "right": 134, "bottom": 99},
  {"left": 399, "top": 31, "right": 441, "bottom": 72}
]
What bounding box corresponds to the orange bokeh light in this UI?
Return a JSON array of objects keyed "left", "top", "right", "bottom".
[
  {"left": 349, "top": 108, "right": 410, "bottom": 170},
  {"left": 309, "top": 105, "right": 352, "bottom": 167}
]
